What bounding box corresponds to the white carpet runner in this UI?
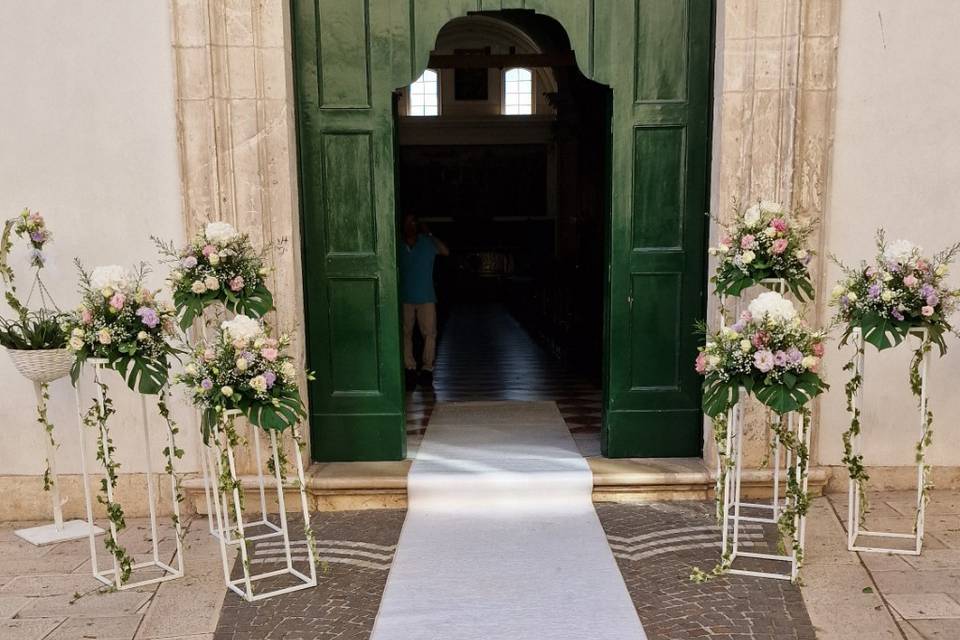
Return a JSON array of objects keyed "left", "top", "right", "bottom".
[{"left": 370, "top": 401, "right": 647, "bottom": 640}]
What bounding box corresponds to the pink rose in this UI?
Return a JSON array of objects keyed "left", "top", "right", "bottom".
[
  {"left": 261, "top": 347, "right": 279, "bottom": 362},
  {"left": 903, "top": 275, "right": 919, "bottom": 288},
  {"left": 109, "top": 292, "right": 126, "bottom": 311},
  {"left": 721, "top": 234, "right": 733, "bottom": 246},
  {"left": 770, "top": 218, "right": 788, "bottom": 233},
  {"left": 695, "top": 352, "right": 707, "bottom": 374},
  {"left": 812, "top": 342, "right": 824, "bottom": 357},
  {"left": 203, "top": 348, "right": 215, "bottom": 361},
  {"left": 771, "top": 238, "right": 789, "bottom": 254},
  {"left": 740, "top": 234, "right": 756, "bottom": 250},
  {"left": 751, "top": 331, "right": 769, "bottom": 349},
  {"left": 81, "top": 308, "right": 93, "bottom": 325},
  {"left": 921, "top": 305, "right": 935, "bottom": 317},
  {"left": 739, "top": 310, "right": 752, "bottom": 323},
  {"left": 917, "top": 260, "right": 929, "bottom": 272},
  {"left": 229, "top": 276, "right": 245, "bottom": 292},
  {"left": 202, "top": 244, "right": 216, "bottom": 257}
]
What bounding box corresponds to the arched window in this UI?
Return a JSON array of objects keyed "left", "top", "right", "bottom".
[
  {"left": 408, "top": 69, "right": 439, "bottom": 116},
  {"left": 503, "top": 67, "right": 533, "bottom": 115}
]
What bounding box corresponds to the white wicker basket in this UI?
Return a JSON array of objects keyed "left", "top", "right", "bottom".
[{"left": 6, "top": 348, "right": 75, "bottom": 383}]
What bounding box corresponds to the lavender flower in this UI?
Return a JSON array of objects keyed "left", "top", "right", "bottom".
[
  {"left": 263, "top": 371, "right": 277, "bottom": 389},
  {"left": 786, "top": 347, "right": 803, "bottom": 363},
  {"left": 868, "top": 284, "right": 881, "bottom": 299},
  {"left": 773, "top": 350, "right": 788, "bottom": 367},
  {"left": 891, "top": 308, "right": 905, "bottom": 321},
  {"left": 200, "top": 378, "right": 213, "bottom": 390},
  {"left": 136, "top": 306, "right": 159, "bottom": 329},
  {"left": 754, "top": 350, "right": 775, "bottom": 373}
]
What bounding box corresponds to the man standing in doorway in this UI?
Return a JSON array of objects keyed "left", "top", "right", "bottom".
[{"left": 400, "top": 213, "right": 449, "bottom": 389}]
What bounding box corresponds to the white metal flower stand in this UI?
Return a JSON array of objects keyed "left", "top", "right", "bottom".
[
  {"left": 720, "top": 391, "right": 810, "bottom": 581},
  {"left": 716, "top": 278, "right": 791, "bottom": 528},
  {"left": 15, "top": 379, "right": 105, "bottom": 546},
  {"left": 207, "top": 409, "right": 317, "bottom": 601},
  {"left": 74, "top": 359, "right": 184, "bottom": 590},
  {"left": 846, "top": 326, "right": 930, "bottom": 555}
]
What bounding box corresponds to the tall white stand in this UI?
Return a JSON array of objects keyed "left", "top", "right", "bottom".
[
  {"left": 717, "top": 278, "right": 790, "bottom": 526},
  {"left": 208, "top": 410, "right": 317, "bottom": 601},
  {"left": 721, "top": 392, "right": 810, "bottom": 581},
  {"left": 847, "top": 326, "right": 929, "bottom": 555},
  {"left": 15, "top": 380, "right": 105, "bottom": 546},
  {"left": 74, "top": 359, "right": 184, "bottom": 589}
]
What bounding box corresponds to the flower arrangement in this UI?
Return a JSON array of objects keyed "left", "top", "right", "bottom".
[
  {"left": 155, "top": 222, "right": 273, "bottom": 330},
  {"left": 709, "top": 200, "right": 817, "bottom": 301},
  {"left": 832, "top": 230, "right": 960, "bottom": 529},
  {"left": 13, "top": 208, "right": 52, "bottom": 268},
  {"left": 176, "top": 314, "right": 307, "bottom": 441},
  {"left": 831, "top": 230, "right": 960, "bottom": 353},
  {"left": 697, "top": 291, "right": 829, "bottom": 416},
  {"left": 65, "top": 263, "right": 179, "bottom": 395}
]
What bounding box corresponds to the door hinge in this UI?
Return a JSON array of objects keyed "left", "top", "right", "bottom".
[{"left": 627, "top": 295, "right": 634, "bottom": 309}]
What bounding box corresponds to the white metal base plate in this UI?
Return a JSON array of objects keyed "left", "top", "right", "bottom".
[{"left": 15, "top": 520, "right": 105, "bottom": 546}]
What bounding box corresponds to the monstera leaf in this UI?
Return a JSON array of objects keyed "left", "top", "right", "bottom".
[
  {"left": 753, "top": 371, "right": 828, "bottom": 415},
  {"left": 225, "top": 283, "right": 273, "bottom": 320},
  {"left": 238, "top": 387, "right": 306, "bottom": 432},
  {"left": 112, "top": 356, "right": 169, "bottom": 395},
  {"left": 702, "top": 377, "right": 742, "bottom": 418},
  {"left": 174, "top": 289, "right": 217, "bottom": 331},
  {"left": 857, "top": 312, "right": 911, "bottom": 352}
]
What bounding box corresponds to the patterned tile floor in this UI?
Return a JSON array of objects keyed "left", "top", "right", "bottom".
[
  {"left": 406, "top": 303, "right": 602, "bottom": 456},
  {"left": 212, "top": 503, "right": 816, "bottom": 640}
]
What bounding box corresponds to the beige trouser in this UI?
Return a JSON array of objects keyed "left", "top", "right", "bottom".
[{"left": 403, "top": 303, "right": 437, "bottom": 371}]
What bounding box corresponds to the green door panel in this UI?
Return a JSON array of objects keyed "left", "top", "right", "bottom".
[{"left": 292, "top": 0, "right": 713, "bottom": 461}]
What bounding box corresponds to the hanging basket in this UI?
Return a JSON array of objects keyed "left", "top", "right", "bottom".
[{"left": 6, "top": 348, "right": 75, "bottom": 383}]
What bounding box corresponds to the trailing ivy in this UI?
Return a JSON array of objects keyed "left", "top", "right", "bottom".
[
  {"left": 83, "top": 379, "right": 133, "bottom": 583},
  {"left": 711, "top": 412, "right": 732, "bottom": 524},
  {"left": 909, "top": 337, "right": 934, "bottom": 535},
  {"left": 769, "top": 408, "right": 811, "bottom": 570},
  {"left": 157, "top": 386, "right": 185, "bottom": 537},
  {"left": 841, "top": 343, "right": 870, "bottom": 527},
  {"left": 36, "top": 382, "right": 57, "bottom": 492}
]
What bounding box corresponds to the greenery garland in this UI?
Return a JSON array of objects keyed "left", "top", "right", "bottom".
[
  {"left": 909, "top": 337, "right": 934, "bottom": 533},
  {"left": 157, "top": 386, "right": 186, "bottom": 535},
  {"left": 711, "top": 412, "right": 732, "bottom": 524},
  {"left": 82, "top": 378, "right": 133, "bottom": 583},
  {"left": 769, "top": 408, "right": 811, "bottom": 568},
  {"left": 840, "top": 342, "right": 869, "bottom": 526},
  {"left": 36, "top": 383, "right": 57, "bottom": 491}
]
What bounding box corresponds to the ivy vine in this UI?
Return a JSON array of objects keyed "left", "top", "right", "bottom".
[
  {"left": 909, "top": 337, "right": 934, "bottom": 535},
  {"left": 83, "top": 379, "right": 133, "bottom": 583},
  {"left": 769, "top": 408, "right": 811, "bottom": 569},
  {"left": 36, "top": 382, "right": 57, "bottom": 492},
  {"left": 841, "top": 342, "right": 870, "bottom": 527},
  {"left": 157, "top": 386, "right": 185, "bottom": 537},
  {"left": 711, "top": 412, "right": 732, "bottom": 524}
]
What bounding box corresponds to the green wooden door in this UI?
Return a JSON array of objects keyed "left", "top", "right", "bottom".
[{"left": 292, "top": 0, "right": 712, "bottom": 461}]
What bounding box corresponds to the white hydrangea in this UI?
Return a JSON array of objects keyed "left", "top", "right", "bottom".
[
  {"left": 743, "top": 204, "right": 762, "bottom": 226},
  {"left": 205, "top": 221, "right": 240, "bottom": 245},
  {"left": 748, "top": 291, "right": 798, "bottom": 323},
  {"left": 221, "top": 314, "right": 263, "bottom": 343},
  {"left": 90, "top": 265, "right": 131, "bottom": 291},
  {"left": 883, "top": 238, "right": 921, "bottom": 265}
]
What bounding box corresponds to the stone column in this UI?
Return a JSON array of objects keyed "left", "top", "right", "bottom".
[{"left": 171, "top": 0, "right": 307, "bottom": 471}]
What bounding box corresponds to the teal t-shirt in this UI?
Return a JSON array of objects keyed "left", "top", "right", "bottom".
[{"left": 399, "top": 234, "right": 438, "bottom": 304}]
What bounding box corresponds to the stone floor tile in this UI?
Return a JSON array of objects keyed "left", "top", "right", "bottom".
[
  {"left": 0, "top": 617, "right": 63, "bottom": 640},
  {"left": 0, "top": 573, "right": 108, "bottom": 597},
  {"left": 0, "top": 554, "right": 88, "bottom": 575},
  {"left": 16, "top": 590, "right": 152, "bottom": 619},
  {"left": 903, "top": 549, "right": 960, "bottom": 571},
  {"left": 872, "top": 570, "right": 960, "bottom": 595},
  {"left": 800, "top": 565, "right": 901, "bottom": 640},
  {"left": 909, "top": 618, "right": 960, "bottom": 638},
  {"left": 0, "top": 595, "right": 27, "bottom": 618},
  {"left": 886, "top": 593, "right": 960, "bottom": 619},
  {"left": 803, "top": 498, "right": 860, "bottom": 567},
  {"left": 135, "top": 576, "right": 226, "bottom": 638},
  {"left": 46, "top": 614, "right": 143, "bottom": 640},
  {"left": 860, "top": 551, "right": 914, "bottom": 572}
]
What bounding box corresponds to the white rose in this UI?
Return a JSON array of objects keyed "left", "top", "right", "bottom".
[
  {"left": 831, "top": 285, "right": 845, "bottom": 299},
  {"left": 236, "top": 358, "right": 248, "bottom": 372},
  {"left": 801, "top": 355, "right": 820, "bottom": 370},
  {"left": 90, "top": 265, "right": 131, "bottom": 291},
  {"left": 221, "top": 315, "right": 263, "bottom": 343},
  {"left": 743, "top": 204, "right": 762, "bottom": 227},
  {"left": 881, "top": 272, "right": 893, "bottom": 282},
  {"left": 721, "top": 327, "right": 738, "bottom": 338},
  {"left": 221, "top": 385, "right": 234, "bottom": 397},
  {"left": 883, "top": 239, "right": 920, "bottom": 265},
  {"left": 717, "top": 244, "right": 729, "bottom": 254},
  {"left": 748, "top": 291, "right": 798, "bottom": 323},
  {"left": 249, "top": 375, "right": 267, "bottom": 393},
  {"left": 185, "top": 364, "right": 198, "bottom": 376},
  {"left": 280, "top": 361, "right": 296, "bottom": 379},
  {"left": 68, "top": 336, "right": 84, "bottom": 350},
  {"left": 740, "top": 250, "right": 756, "bottom": 265},
  {"left": 935, "top": 264, "right": 948, "bottom": 277},
  {"left": 71, "top": 327, "right": 85, "bottom": 338},
  {"left": 208, "top": 253, "right": 220, "bottom": 266},
  {"left": 204, "top": 221, "right": 240, "bottom": 245},
  {"left": 191, "top": 280, "right": 207, "bottom": 294},
  {"left": 170, "top": 270, "right": 183, "bottom": 282},
  {"left": 795, "top": 249, "right": 808, "bottom": 260},
  {"left": 847, "top": 291, "right": 858, "bottom": 302},
  {"left": 204, "top": 275, "right": 220, "bottom": 291},
  {"left": 97, "top": 328, "right": 112, "bottom": 345},
  {"left": 137, "top": 331, "right": 149, "bottom": 341},
  {"left": 881, "top": 290, "right": 894, "bottom": 302},
  {"left": 740, "top": 339, "right": 752, "bottom": 353},
  {"left": 764, "top": 227, "right": 778, "bottom": 238},
  {"left": 707, "top": 355, "right": 721, "bottom": 368}
]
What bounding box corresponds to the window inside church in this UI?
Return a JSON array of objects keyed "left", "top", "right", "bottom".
[
  {"left": 503, "top": 67, "right": 533, "bottom": 115},
  {"left": 409, "top": 69, "right": 439, "bottom": 116}
]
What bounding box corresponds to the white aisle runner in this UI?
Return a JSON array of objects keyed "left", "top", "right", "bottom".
[{"left": 370, "top": 401, "right": 647, "bottom": 640}]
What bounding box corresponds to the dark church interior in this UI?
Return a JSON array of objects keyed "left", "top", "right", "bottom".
[{"left": 394, "top": 11, "right": 611, "bottom": 394}]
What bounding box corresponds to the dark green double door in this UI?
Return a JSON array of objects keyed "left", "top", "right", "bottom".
[{"left": 292, "top": 1, "right": 712, "bottom": 461}]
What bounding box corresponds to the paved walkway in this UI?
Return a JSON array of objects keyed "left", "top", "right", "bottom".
[{"left": 0, "top": 516, "right": 226, "bottom": 640}]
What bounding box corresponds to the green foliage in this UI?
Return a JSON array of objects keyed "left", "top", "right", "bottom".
[{"left": 0, "top": 309, "right": 68, "bottom": 350}]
